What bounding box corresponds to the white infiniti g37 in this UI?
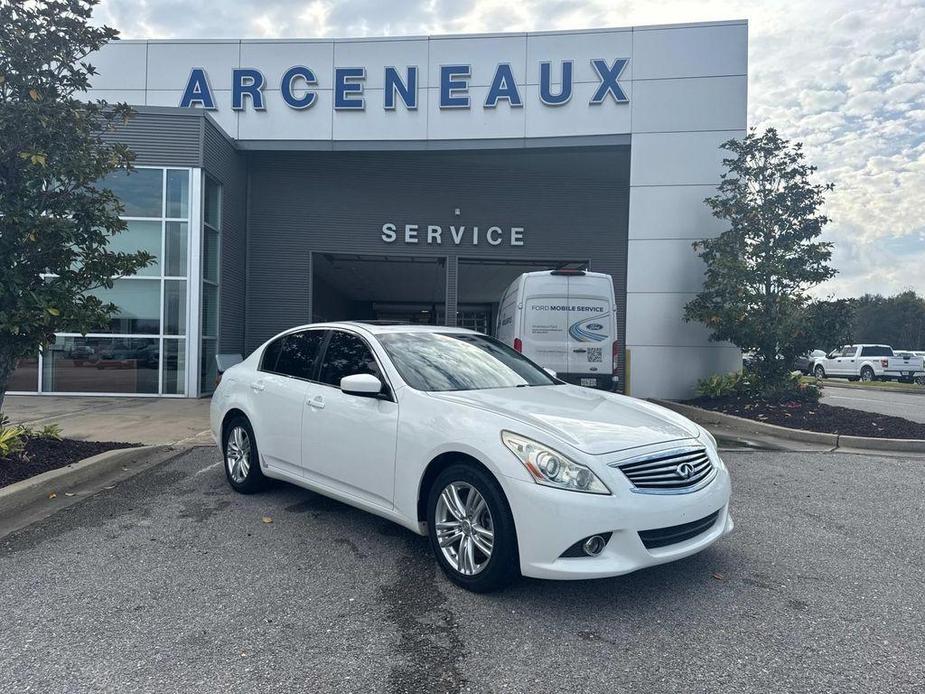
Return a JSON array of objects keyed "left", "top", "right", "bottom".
[{"left": 211, "top": 321, "right": 733, "bottom": 592}]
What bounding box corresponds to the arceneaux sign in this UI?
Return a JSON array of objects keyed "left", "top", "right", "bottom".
[{"left": 179, "top": 59, "right": 629, "bottom": 112}]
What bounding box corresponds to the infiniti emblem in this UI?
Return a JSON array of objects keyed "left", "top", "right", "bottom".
[{"left": 676, "top": 463, "right": 695, "bottom": 479}]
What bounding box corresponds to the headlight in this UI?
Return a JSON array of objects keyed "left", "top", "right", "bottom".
[{"left": 501, "top": 431, "right": 610, "bottom": 495}]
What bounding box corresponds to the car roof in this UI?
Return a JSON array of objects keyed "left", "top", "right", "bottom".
[{"left": 281, "top": 321, "right": 479, "bottom": 336}]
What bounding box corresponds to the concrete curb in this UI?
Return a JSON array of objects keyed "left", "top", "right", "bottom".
[
  {"left": 652, "top": 399, "right": 925, "bottom": 454},
  {"left": 0, "top": 445, "right": 178, "bottom": 522},
  {"left": 819, "top": 381, "right": 925, "bottom": 396}
]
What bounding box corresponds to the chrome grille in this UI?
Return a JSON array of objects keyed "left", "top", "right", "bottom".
[{"left": 613, "top": 445, "right": 715, "bottom": 492}]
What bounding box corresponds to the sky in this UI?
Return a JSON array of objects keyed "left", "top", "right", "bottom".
[{"left": 92, "top": 0, "right": 925, "bottom": 299}]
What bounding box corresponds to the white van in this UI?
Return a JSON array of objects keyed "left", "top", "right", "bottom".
[{"left": 495, "top": 269, "right": 618, "bottom": 390}]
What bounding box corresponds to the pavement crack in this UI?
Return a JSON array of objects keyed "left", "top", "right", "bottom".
[{"left": 381, "top": 538, "right": 466, "bottom": 694}]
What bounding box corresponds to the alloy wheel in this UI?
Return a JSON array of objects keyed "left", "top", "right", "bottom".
[
  {"left": 226, "top": 426, "right": 251, "bottom": 484},
  {"left": 435, "top": 481, "right": 495, "bottom": 576}
]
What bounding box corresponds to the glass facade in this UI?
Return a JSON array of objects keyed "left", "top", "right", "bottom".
[
  {"left": 200, "top": 176, "right": 221, "bottom": 394},
  {"left": 10, "top": 167, "right": 197, "bottom": 396}
]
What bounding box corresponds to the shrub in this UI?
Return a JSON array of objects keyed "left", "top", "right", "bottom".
[
  {"left": 696, "top": 370, "right": 820, "bottom": 405},
  {"left": 0, "top": 415, "right": 26, "bottom": 459}
]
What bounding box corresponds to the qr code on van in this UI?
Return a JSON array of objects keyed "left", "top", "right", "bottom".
[{"left": 588, "top": 348, "right": 602, "bottom": 363}]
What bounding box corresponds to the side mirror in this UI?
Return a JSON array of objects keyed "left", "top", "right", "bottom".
[
  {"left": 544, "top": 368, "right": 558, "bottom": 378},
  {"left": 340, "top": 373, "right": 383, "bottom": 397}
]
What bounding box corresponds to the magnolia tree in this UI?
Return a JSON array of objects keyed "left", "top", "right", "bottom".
[
  {"left": 684, "top": 128, "right": 837, "bottom": 385},
  {"left": 0, "top": 0, "right": 150, "bottom": 410}
]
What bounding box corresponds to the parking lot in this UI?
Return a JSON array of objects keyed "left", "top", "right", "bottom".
[
  {"left": 1, "top": 446, "right": 923, "bottom": 694},
  {"left": 821, "top": 386, "right": 925, "bottom": 423}
]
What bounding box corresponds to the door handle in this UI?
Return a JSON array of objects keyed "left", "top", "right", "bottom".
[
  {"left": 250, "top": 380, "right": 266, "bottom": 392},
  {"left": 573, "top": 348, "right": 587, "bottom": 353},
  {"left": 307, "top": 395, "right": 325, "bottom": 410}
]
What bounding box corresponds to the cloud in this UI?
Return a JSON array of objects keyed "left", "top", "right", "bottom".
[{"left": 92, "top": 0, "right": 925, "bottom": 298}]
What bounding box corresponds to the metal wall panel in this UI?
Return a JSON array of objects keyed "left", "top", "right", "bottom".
[
  {"left": 245, "top": 146, "right": 630, "bottom": 383},
  {"left": 202, "top": 119, "right": 248, "bottom": 355},
  {"left": 100, "top": 109, "right": 203, "bottom": 167}
]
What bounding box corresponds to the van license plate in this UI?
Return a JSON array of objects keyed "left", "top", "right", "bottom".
[{"left": 580, "top": 378, "right": 597, "bottom": 387}]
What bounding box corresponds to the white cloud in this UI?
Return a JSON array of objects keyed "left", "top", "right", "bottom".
[{"left": 92, "top": 0, "right": 925, "bottom": 297}]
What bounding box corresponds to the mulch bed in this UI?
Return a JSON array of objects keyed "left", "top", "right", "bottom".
[
  {"left": 687, "top": 397, "right": 925, "bottom": 440},
  {"left": 0, "top": 437, "right": 139, "bottom": 490}
]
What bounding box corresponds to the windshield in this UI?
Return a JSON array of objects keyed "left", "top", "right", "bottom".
[{"left": 377, "top": 332, "right": 558, "bottom": 392}]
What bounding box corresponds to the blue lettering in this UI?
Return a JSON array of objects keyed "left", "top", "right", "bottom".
[
  {"left": 539, "top": 61, "right": 573, "bottom": 106},
  {"left": 281, "top": 66, "right": 317, "bottom": 109},
  {"left": 590, "top": 58, "right": 629, "bottom": 104},
  {"left": 440, "top": 65, "right": 471, "bottom": 108},
  {"left": 484, "top": 63, "right": 522, "bottom": 108},
  {"left": 384, "top": 66, "right": 418, "bottom": 110},
  {"left": 232, "top": 68, "right": 265, "bottom": 111},
  {"left": 179, "top": 68, "right": 215, "bottom": 109},
  {"left": 335, "top": 67, "right": 366, "bottom": 110}
]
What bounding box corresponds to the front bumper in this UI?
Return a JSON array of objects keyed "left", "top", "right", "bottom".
[{"left": 502, "top": 461, "right": 732, "bottom": 580}]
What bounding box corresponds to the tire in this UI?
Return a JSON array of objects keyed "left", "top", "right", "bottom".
[
  {"left": 814, "top": 365, "right": 826, "bottom": 379},
  {"left": 222, "top": 415, "right": 269, "bottom": 494},
  {"left": 860, "top": 366, "right": 874, "bottom": 383},
  {"left": 427, "top": 463, "right": 520, "bottom": 593},
  {"left": 915, "top": 376, "right": 925, "bottom": 386},
  {"left": 848, "top": 377, "right": 859, "bottom": 382}
]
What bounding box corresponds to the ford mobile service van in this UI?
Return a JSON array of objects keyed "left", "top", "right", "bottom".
[{"left": 496, "top": 270, "right": 618, "bottom": 390}]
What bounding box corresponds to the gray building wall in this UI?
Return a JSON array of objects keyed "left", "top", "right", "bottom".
[
  {"left": 101, "top": 108, "right": 202, "bottom": 168},
  {"left": 245, "top": 146, "right": 631, "bottom": 382},
  {"left": 202, "top": 119, "right": 248, "bottom": 355}
]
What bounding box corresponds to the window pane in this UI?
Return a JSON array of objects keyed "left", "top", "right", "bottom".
[
  {"left": 162, "top": 339, "right": 186, "bottom": 395},
  {"left": 166, "top": 170, "right": 189, "bottom": 218},
  {"left": 200, "top": 338, "right": 217, "bottom": 394},
  {"left": 8, "top": 356, "right": 39, "bottom": 392},
  {"left": 102, "top": 169, "right": 163, "bottom": 218},
  {"left": 203, "top": 228, "right": 219, "bottom": 282},
  {"left": 165, "top": 222, "right": 188, "bottom": 277},
  {"left": 201, "top": 283, "right": 218, "bottom": 337},
  {"left": 90, "top": 279, "right": 161, "bottom": 334},
  {"left": 204, "top": 178, "right": 221, "bottom": 228},
  {"left": 276, "top": 331, "right": 325, "bottom": 379},
  {"left": 42, "top": 337, "right": 159, "bottom": 394},
  {"left": 261, "top": 338, "right": 283, "bottom": 373},
  {"left": 319, "top": 331, "right": 380, "bottom": 387},
  {"left": 164, "top": 280, "right": 187, "bottom": 335},
  {"left": 107, "top": 220, "right": 161, "bottom": 277}
]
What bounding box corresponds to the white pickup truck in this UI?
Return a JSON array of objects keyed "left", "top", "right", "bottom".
[{"left": 811, "top": 344, "right": 925, "bottom": 383}]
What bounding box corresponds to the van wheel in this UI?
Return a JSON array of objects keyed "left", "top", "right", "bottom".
[
  {"left": 427, "top": 464, "right": 520, "bottom": 593},
  {"left": 860, "top": 367, "right": 874, "bottom": 382},
  {"left": 223, "top": 416, "right": 269, "bottom": 494},
  {"left": 813, "top": 365, "right": 826, "bottom": 379}
]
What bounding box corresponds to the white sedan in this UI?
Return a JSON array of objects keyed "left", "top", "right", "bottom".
[{"left": 211, "top": 322, "right": 733, "bottom": 592}]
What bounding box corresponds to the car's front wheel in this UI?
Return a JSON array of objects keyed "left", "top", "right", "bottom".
[
  {"left": 223, "top": 416, "right": 269, "bottom": 494},
  {"left": 814, "top": 365, "right": 826, "bottom": 379},
  {"left": 427, "top": 464, "right": 519, "bottom": 593}
]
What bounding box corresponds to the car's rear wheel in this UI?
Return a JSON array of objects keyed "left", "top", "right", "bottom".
[
  {"left": 427, "top": 463, "right": 519, "bottom": 593},
  {"left": 223, "top": 416, "right": 269, "bottom": 494},
  {"left": 814, "top": 365, "right": 826, "bottom": 379},
  {"left": 860, "top": 366, "right": 875, "bottom": 382}
]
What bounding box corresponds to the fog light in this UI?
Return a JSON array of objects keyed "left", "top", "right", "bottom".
[{"left": 583, "top": 535, "right": 606, "bottom": 556}]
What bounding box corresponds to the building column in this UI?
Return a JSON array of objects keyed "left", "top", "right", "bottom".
[{"left": 444, "top": 256, "right": 458, "bottom": 327}]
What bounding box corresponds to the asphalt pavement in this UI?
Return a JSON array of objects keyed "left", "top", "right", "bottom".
[
  {"left": 1, "top": 446, "right": 924, "bottom": 693},
  {"left": 821, "top": 385, "right": 925, "bottom": 423}
]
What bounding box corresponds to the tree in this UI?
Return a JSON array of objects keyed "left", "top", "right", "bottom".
[
  {"left": 852, "top": 291, "right": 925, "bottom": 350},
  {"left": 0, "top": 0, "right": 150, "bottom": 410},
  {"left": 684, "top": 128, "right": 837, "bottom": 385},
  {"left": 804, "top": 298, "right": 855, "bottom": 352}
]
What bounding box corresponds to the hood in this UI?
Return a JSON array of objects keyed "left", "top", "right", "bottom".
[{"left": 428, "top": 385, "right": 700, "bottom": 456}]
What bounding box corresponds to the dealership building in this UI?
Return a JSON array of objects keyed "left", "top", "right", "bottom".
[{"left": 8, "top": 20, "right": 747, "bottom": 400}]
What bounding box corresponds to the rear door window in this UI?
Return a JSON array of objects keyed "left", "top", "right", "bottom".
[
  {"left": 318, "top": 331, "right": 381, "bottom": 388},
  {"left": 263, "top": 330, "right": 326, "bottom": 380},
  {"left": 860, "top": 346, "right": 891, "bottom": 357}
]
